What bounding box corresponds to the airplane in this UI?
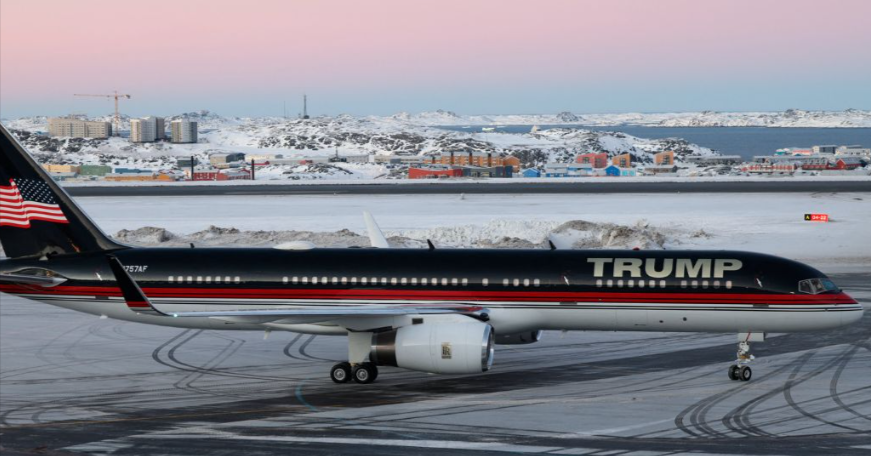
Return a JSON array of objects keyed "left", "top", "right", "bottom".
[{"left": 0, "top": 123, "right": 863, "bottom": 384}]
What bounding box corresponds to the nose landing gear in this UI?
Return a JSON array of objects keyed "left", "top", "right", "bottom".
[{"left": 728, "top": 334, "right": 763, "bottom": 381}]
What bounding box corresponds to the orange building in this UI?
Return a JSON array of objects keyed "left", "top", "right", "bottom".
[
  {"left": 654, "top": 151, "right": 674, "bottom": 166},
  {"left": 612, "top": 154, "right": 631, "bottom": 168},
  {"left": 430, "top": 152, "right": 520, "bottom": 171},
  {"left": 576, "top": 152, "right": 608, "bottom": 168}
]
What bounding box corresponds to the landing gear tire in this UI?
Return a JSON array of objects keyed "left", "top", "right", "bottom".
[
  {"left": 352, "top": 363, "right": 378, "bottom": 384},
  {"left": 739, "top": 366, "right": 752, "bottom": 382},
  {"left": 330, "top": 362, "right": 352, "bottom": 383},
  {"left": 728, "top": 364, "right": 741, "bottom": 381}
]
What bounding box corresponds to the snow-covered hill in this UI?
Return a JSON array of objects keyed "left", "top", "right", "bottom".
[
  {"left": 383, "top": 109, "right": 871, "bottom": 128},
  {"left": 5, "top": 113, "right": 717, "bottom": 180}
]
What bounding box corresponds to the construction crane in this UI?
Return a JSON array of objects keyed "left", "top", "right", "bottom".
[{"left": 73, "top": 91, "right": 132, "bottom": 136}]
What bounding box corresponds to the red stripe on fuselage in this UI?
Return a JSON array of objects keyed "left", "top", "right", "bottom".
[{"left": 0, "top": 284, "right": 858, "bottom": 306}]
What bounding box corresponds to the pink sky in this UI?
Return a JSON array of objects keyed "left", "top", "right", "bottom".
[{"left": 1, "top": 0, "right": 869, "bottom": 117}]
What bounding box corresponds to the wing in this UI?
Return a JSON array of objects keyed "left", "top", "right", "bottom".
[{"left": 106, "top": 255, "right": 486, "bottom": 324}]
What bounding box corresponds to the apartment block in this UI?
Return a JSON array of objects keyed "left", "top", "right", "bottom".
[{"left": 48, "top": 117, "right": 112, "bottom": 139}]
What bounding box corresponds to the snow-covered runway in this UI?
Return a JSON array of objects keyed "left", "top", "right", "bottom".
[{"left": 77, "top": 191, "right": 871, "bottom": 271}]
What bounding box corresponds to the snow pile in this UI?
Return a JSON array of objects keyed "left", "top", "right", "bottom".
[{"left": 112, "top": 219, "right": 674, "bottom": 250}]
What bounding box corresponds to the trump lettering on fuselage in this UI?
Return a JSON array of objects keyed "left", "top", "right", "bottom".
[{"left": 587, "top": 258, "right": 743, "bottom": 279}]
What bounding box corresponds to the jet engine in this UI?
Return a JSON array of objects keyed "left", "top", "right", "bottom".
[
  {"left": 370, "top": 321, "right": 494, "bottom": 374},
  {"left": 495, "top": 330, "right": 543, "bottom": 345}
]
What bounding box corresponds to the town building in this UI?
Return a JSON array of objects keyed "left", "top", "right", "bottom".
[
  {"left": 170, "top": 119, "right": 198, "bottom": 143},
  {"left": 79, "top": 165, "right": 112, "bottom": 176},
  {"left": 48, "top": 117, "right": 112, "bottom": 139},
  {"left": 459, "top": 166, "right": 513, "bottom": 178},
  {"left": 641, "top": 165, "right": 677, "bottom": 175},
  {"left": 41, "top": 164, "right": 82, "bottom": 173},
  {"left": 612, "top": 154, "right": 631, "bottom": 169},
  {"left": 191, "top": 167, "right": 252, "bottom": 181},
  {"left": 654, "top": 151, "right": 674, "bottom": 166},
  {"left": 209, "top": 152, "right": 247, "bottom": 168},
  {"left": 428, "top": 152, "right": 521, "bottom": 172},
  {"left": 408, "top": 167, "right": 463, "bottom": 179},
  {"left": 836, "top": 145, "right": 870, "bottom": 157},
  {"left": 544, "top": 162, "right": 593, "bottom": 177},
  {"left": 812, "top": 145, "right": 838, "bottom": 154},
  {"left": 130, "top": 117, "right": 165, "bottom": 143},
  {"left": 742, "top": 163, "right": 796, "bottom": 175},
  {"left": 605, "top": 165, "right": 636, "bottom": 177},
  {"left": 575, "top": 152, "right": 608, "bottom": 169},
  {"left": 374, "top": 155, "right": 426, "bottom": 165},
  {"left": 685, "top": 155, "right": 742, "bottom": 166},
  {"left": 521, "top": 169, "right": 541, "bottom": 178}
]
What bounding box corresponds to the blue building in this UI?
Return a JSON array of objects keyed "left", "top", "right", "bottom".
[
  {"left": 521, "top": 168, "right": 541, "bottom": 178},
  {"left": 605, "top": 165, "right": 637, "bottom": 177}
]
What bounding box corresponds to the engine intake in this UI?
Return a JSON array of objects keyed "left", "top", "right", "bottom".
[{"left": 370, "top": 322, "right": 494, "bottom": 374}]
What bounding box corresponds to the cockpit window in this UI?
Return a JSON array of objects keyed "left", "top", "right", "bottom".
[{"left": 798, "top": 278, "right": 839, "bottom": 294}]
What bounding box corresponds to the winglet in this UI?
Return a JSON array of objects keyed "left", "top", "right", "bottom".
[
  {"left": 106, "top": 255, "right": 169, "bottom": 316},
  {"left": 363, "top": 211, "right": 390, "bottom": 248}
]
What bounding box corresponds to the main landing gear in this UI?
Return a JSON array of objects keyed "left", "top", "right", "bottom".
[
  {"left": 330, "top": 362, "right": 378, "bottom": 384},
  {"left": 727, "top": 336, "right": 758, "bottom": 382}
]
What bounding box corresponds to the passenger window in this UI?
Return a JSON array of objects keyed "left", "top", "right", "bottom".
[
  {"left": 391, "top": 278, "right": 398, "bottom": 285},
  {"left": 726, "top": 280, "right": 733, "bottom": 289},
  {"left": 206, "top": 277, "right": 212, "bottom": 283},
  {"left": 421, "top": 278, "right": 427, "bottom": 285},
  {"left": 637, "top": 279, "right": 644, "bottom": 288},
  {"left": 351, "top": 277, "right": 357, "bottom": 284},
  {"left": 680, "top": 280, "right": 687, "bottom": 288},
  {"left": 411, "top": 278, "right": 418, "bottom": 285},
  {"left": 627, "top": 280, "right": 634, "bottom": 288},
  {"left": 691, "top": 280, "right": 698, "bottom": 289},
  {"left": 401, "top": 278, "right": 408, "bottom": 285},
  {"left": 302, "top": 276, "right": 309, "bottom": 284},
  {"left": 533, "top": 279, "right": 540, "bottom": 287},
  {"left": 215, "top": 276, "right": 222, "bottom": 284},
  {"left": 596, "top": 279, "right": 603, "bottom": 287},
  {"left": 292, "top": 276, "right": 299, "bottom": 284},
  {"left": 606, "top": 279, "right": 613, "bottom": 287},
  {"left": 381, "top": 277, "right": 388, "bottom": 285},
  {"left": 234, "top": 276, "right": 241, "bottom": 283},
  {"left": 187, "top": 276, "right": 193, "bottom": 283},
  {"left": 523, "top": 279, "right": 530, "bottom": 287},
  {"left": 462, "top": 278, "right": 468, "bottom": 286},
  {"left": 482, "top": 278, "right": 489, "bottom": 286},
  {"left": 341, "top": 277, "right": 348, "bottom": 284},
  {"left": 617, "top": 280, "right": 624, "bottom": 288},
  {"left": 225, "top": 276, "right": 231, "bottom": 283},
  {"left": 312, "top": 277, "right": 319, "bottom": 284},
  {"left": 441, "top": 278, "right": 448, "bottom": 286},
  {"left": 322, "top": 276, "right": 328, "bottom": 284},
  {"left": 168, "top": 276, "right": 174, "bottom": 283},
  {"left": 513, "top": 279, "right": 520, "bottom": 287},
  {"left": 451, "top": 278, "right": 458, "bottom": 286},
  {"left": 713, "top": 280, "right": 720, "bottom": 289},
  {"left": 361, "top": 277, "right": 367, "bottom": 285},
  {"left": 332, "top": 277, "right": 338, "bottom": 284}
]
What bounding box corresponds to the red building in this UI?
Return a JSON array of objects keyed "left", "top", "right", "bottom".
[
  {"left": 192, "top": 168, "right": 252, "bottom": 181},
  {"left": 576, "top": 153, "right": 608, "bottom": 169},
  {"left": 408, "top": 167, "right": 463, "bottom": 179}
]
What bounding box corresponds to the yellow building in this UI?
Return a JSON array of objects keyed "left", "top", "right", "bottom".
[{"left": 42, "top": 164, "right": 82, "bottom": 173}]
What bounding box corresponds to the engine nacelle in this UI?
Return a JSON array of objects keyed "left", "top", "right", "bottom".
[
  {"left": 370, "top": 322, "right": 494, "bottom": 374},
  {"left": 495, "top": 330, "right": 543, "bottom": 345}
]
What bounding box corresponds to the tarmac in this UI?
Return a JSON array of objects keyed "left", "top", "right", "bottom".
[
  {"left": 0, "top": 273, "right": 869, "bottom": 455},
  {"left": 65, "top": 180, "right": 871, "bottom": 197}
]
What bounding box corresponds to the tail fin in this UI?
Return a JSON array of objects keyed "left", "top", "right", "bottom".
[{"left": 0, "top": 123, "right": 125, "bottom": 258}]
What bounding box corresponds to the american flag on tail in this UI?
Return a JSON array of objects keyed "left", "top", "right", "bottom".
[{"left": 0, "top": 178, "right": 69, "bottom": 228}]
